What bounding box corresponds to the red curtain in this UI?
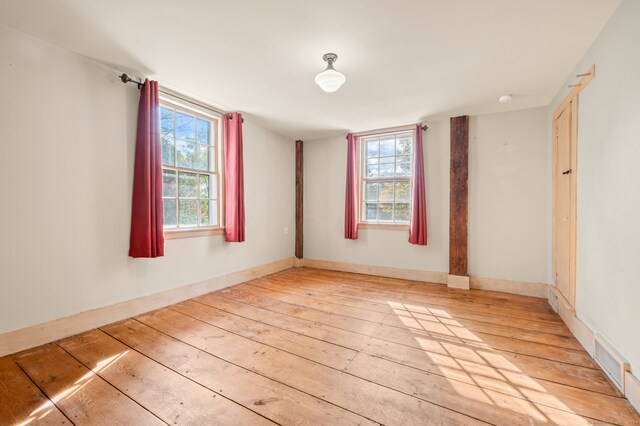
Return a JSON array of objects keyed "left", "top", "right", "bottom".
[
  {"left": 344, "top": 133, "right": 359, "bottom": 239},
  {"left": 223, "top": 113, "right": 245, "bottom": 242},
  {"left": 409, "top": 124, "right": 427, "bottom": 245},
  {"left": 129, "top": 80, "right": 164, "bottom": 258}
]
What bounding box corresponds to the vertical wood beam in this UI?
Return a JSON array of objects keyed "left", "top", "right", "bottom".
[
  {"left": 449, "top": 116, "right": 469, "bottom": 284},
  {"left": 295, "top": 140, "right": 304, "bottom": 259}
]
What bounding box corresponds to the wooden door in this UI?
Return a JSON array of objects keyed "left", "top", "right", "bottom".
[{"left": 553, "top": 99, "right": 577, "bottom": 308}]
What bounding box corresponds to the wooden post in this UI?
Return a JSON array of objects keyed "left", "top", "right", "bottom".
[
  {"left": 295, "top": 140, "right": 303, "bottom": 260},
  {"left": 449, "top": 116, "right": 469, "bottom": 289}
]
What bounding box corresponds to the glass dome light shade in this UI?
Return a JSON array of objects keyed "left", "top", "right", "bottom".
[{"left": 315, "top": 68, "right": 346, "bottom": 93}]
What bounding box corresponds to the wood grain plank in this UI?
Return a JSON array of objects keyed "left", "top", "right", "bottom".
[
  {"left": 271, "top": 272, "right": 564, "bottom": 324},
  {"left": 285, "top": 269, "right": 559, "bottom": 317},
  {"left": 14, "top": 344, "right": 164, "bottom": 426},
  {"left": 197, "top": 292, "right": 621, "bottom": 396},
  {"left": 277, "top": 270, "right": 573, "bottom": 337},
  {"left": 237, "top": 282, "right": 595, "bottom": 368},
  {"left": 197, "top": 291, "right": 614, "bottom": 397},
  {"left": 253, "top": 276, "right": 580, "bottom": 350},
  {"left": 345, "top": 353, "right": 598, "bottom": 425},
  {"left": 296, "top": 139, "right": 303, "bottom": 259},
  {"left": 101, "top": 319, "right": 375, "bottom": 426},
  {"left": 57, "top": 329, "right": 274, "bottom": 426},
  {"left": 4, "top": 268, "right": 636, "bottom": 425},
  {"left": 295, "top": 268, "right": 551, "bottom": 308},
  {"left": 134, "top": 308, "right": 487, "bottom": 426},
  {"left": 0, "top": 356, "right": 69, "bottom": 425},
  {"left": 170, "top": 299, "right": 357, "bottom": 369},
  {"left": 211, "top": 286, "right": 618, "bottom": 396},
  {"left": 450, "top": 115, "right": 469, "bottom": 276}
]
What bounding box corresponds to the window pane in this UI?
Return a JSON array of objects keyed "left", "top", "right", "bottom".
[
  {"left": 365, "top": 203, "right": 377, "bottom": 220},
  {"left": 163, "top": 198, "right": 177, "bottom": 227},
  {"left": 396, "top": 159, "right": 412, "bottom": 177},
  {"left": 199, "top": 199, "right": 210, "bottom": 225},
  {"left": 176, "top": 140, "right": 196, "bottom": 168},
  {"left": 380, "top": 138, "right": 395, "bottom": 156},
  {"left": 160, "top": 107, "right": 174, "bottom": 136},
  {"left": 366, "top": 140, "right": 379, "bottom": 158},
  {"left": 380, "top": 163, "right": 394, "bottom": 177},
  {"left": 395, "top": 180, "right": 411, "bottom": 202},
  {"left": 199, "top": 174, "right": 211, "bottom": 199},
  {"left": 196, "top": 118, "right": 211, "bottom": 144},
  {"left": 179, "top": 171, "right": 198, "bottom": 197},
  {"left": 366, "top": 164, "right": 379, "bottom": 178},
  {"left": 162, "top": 135, "right": 175, "bottom": 166},
  {"left": 365, "top": 182, "right": 378, "bottom": 202},
  {"left": 367, "top": 158, "right": 379, "bottom": 165},
  {"left": 379, "top": 182, "right": 394, "bottom": 202},
  {"left": 395, "top": 203, "right": 410, "bottom": 222},
  {"left": 175, "top": 111, "right": 195, "bottom": 141},
  {"left": 162, "top": 169, "right": 177, "bottom": 197},
  {"left": 196, "top": 145, "right": 209, "bottom": 171},
  {"left": 396, "top": 135, "right": 412, "bottom": 155},
  {"left": 179, "top": 199, "right": 198, "bottom": 226},
  {"left": 379, "top": 156, "right": 394, "bottom": 164},
  {"left": 378, "top": 203, "right": 393, "bottom": 221}
]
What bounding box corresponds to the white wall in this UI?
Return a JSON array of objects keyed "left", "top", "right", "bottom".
[
  {"left": 0, "top": 24, "right": 295, "bottom": 334},
  {"left": 549, "top": 0, "right": 640, "bottom": 374},
  {"left": 469, "top": 108, "right": 550, "bottom": 284},
  {"left": 305, "top": 107, "right": 550, "bottom": 284}
]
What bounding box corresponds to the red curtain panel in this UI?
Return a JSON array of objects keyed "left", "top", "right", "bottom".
[
  {"left": 129, "top": 80, "right": 165, "bottom": 258},
  {"left": 409, "top": 124, "right": 427, "bottom": 245},
  {"left": 344, "top": 133, "right": 359, "bottom": 239},
  {"left": 223, "top": 113, "right": 245, "bottom": 242}
]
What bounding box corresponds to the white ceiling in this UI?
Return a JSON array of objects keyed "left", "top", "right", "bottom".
[{"left": 0, "top": 0, "right": 620, "bottom": 140}]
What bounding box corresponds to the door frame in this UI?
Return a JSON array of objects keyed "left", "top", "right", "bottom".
[{"left": 551, "top": 64, "right": 595, "bottom": 310}]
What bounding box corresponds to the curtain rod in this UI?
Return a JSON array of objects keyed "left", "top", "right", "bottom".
[
  {"left": 119, "top": 73, "right": 238, "bottom": 120},
  {"left": 345, "top": 124, "right": 428, "bottom": 140}
]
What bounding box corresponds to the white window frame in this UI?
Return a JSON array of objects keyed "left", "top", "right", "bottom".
[
  {"left": 160, "top": 95, "right": 224, "bottom": 239},
  {"left": 358, "top": 126, "right": 415, "bottom": 229}
]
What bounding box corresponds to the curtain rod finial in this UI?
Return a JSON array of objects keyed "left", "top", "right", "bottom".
[{"left": 120, "top": 73, "right": 143, "bottom": 89}]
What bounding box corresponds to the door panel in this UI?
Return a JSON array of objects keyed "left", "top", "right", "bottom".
[{"left": 554, "top": 100, "right": 575, "bottom": 307}]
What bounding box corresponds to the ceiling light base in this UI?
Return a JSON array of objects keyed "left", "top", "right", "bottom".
[{"left": 322, "top": 53, "right": 338, "bottom": 63}]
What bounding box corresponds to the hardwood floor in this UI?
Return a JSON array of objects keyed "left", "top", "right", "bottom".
[{"left": 1, "top": 268, "right": 638, "bottom": 425}]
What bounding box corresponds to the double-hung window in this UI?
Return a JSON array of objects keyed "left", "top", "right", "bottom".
[
  {"left": 361, "top": 130, "right": 414, "bottom": 224},
  {"left": 160, "top": 100, "right": 222, "bottom": 234}
]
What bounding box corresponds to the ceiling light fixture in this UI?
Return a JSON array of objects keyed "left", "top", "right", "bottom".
[
  {"left": 315, "top": 53, "right": 346, "bottom": 93},
  {"left": 499, "top": 94, "right": 513, "bottom": 103}
]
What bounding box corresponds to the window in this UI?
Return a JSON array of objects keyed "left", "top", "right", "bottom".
[
  {"left": 160, "top": 100, "right": 222, "bottom": 232},
  {"left": 360, "top": 130, "right": 413, "bottom": 224}
]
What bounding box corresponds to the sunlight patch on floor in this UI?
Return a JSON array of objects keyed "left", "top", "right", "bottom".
[
  {"left": 386, "top": 300, "right": 589, "bottom": 425},
  {"left": 19, "top": 350, "right": 128, "bottom": 425}
]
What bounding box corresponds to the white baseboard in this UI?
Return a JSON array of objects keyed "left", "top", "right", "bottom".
[
  {"left": 300, "top": 258, "right": 448, "bottom": 284},
  {"left": 299, "top": 258, "right": 548, "bottom": 298},
  {"left": 0, "top": 256, "right": 295, "bottom": 357},
  {"left": 470, "top": 276, "right": 548, "bottom": 298},
  {"left": 547, "top": 285, "right": 640, "bottom": 415},
  {"left": 548, "top": 285, "right": 595, "bottom": 355},
  {"left": 447, "top": 274, "right": 470, "bottom": 290},
  {"left": 625, "top": 371, "right": 640, "bottom": 414}
]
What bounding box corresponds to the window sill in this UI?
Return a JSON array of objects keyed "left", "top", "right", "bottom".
[
  {"left": 164, "top": 227, "right": 224, "bottom": 240},
  {"left": 359, "top": 223, "right": 409, "bottom": 231}
]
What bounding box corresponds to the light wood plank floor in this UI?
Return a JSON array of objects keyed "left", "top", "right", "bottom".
[{"left": 1, "top": 268, "right": 639, "bottom": 425}]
